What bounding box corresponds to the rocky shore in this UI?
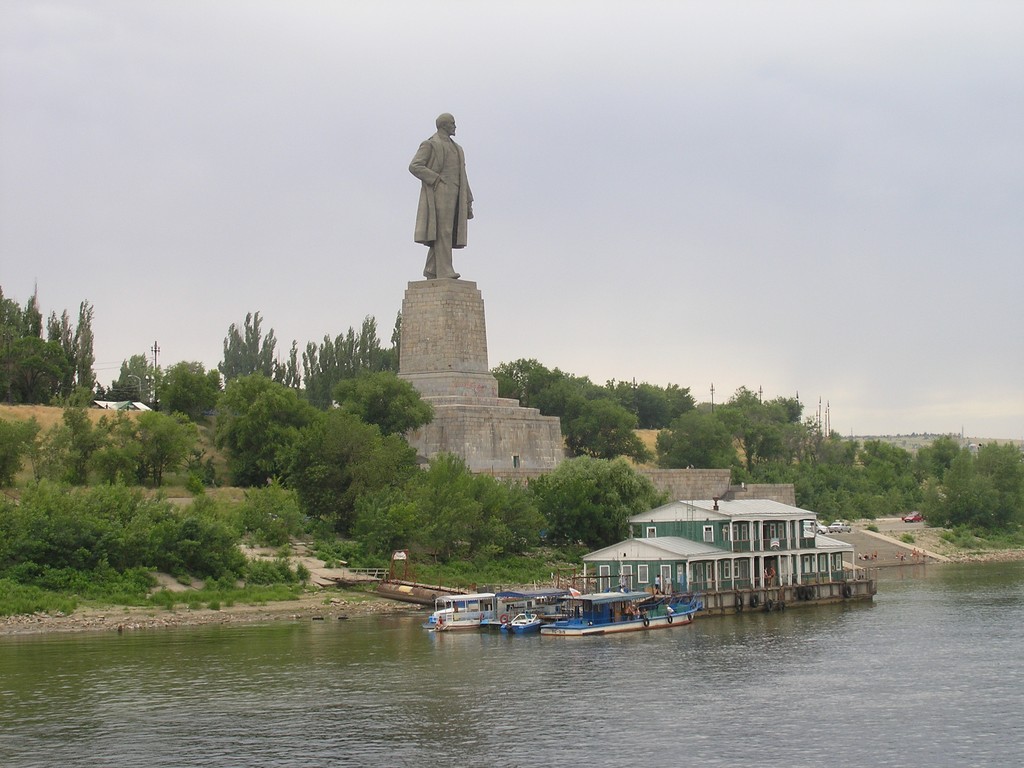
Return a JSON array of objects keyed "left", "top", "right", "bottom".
[{"left": 0, "top": 592, "right": 425, "bottom": 636}]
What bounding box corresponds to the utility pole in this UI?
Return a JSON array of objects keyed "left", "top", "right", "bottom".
[
  {"left": 710, "top": 382, "right": 715, "bottom": 413},
  {"left": 4, "top": 332, "right": 12, "bottom": 405},
  {"left": 151, "top": 340, "right": 160, "bottom": 410}
]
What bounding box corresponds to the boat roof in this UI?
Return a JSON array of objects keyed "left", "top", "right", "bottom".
[
  {"left": 495, "top": 588, "right": 569, "bottom": 599},
  {"left": 436, "top": 592, "right": 495, "bottom": 602},
  {"left": 572, "top": 590, "right": 651, "bottom": 605}
]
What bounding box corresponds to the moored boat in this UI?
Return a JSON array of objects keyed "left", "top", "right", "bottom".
[
  {"left": 487, "top": 587, "right": 571, "bottom": 629},
  {"left": 424, "top": 592, "right": 497, "bottom": 631},
  {"left": 540, "top": 591, "right": 702, "bottom": 637},
  {"left": 500, "top": 612, "right": 543, "bottom": 634}
]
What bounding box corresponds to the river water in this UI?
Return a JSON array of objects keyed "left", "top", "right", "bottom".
[{"left": 1, "top": 562, "right": 1021, "bottom": 767}]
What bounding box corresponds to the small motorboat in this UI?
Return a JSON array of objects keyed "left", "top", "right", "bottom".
[{"left": 500, "top": 612, "right": 543, "bottom": 634}]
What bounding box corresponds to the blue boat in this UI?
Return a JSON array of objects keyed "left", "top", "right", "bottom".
[
  {"left": 500, "top": 612, "right": 543, "bottom": 634},
  {"left": 540, "top": 591, "right": 702, "bottom": 637}
]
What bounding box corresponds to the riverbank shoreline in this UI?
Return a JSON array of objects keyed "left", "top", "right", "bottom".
[
  {"left": 0, "top": 590, "right": 426, "bottom": 637},
  {"left": 5, "top": 547, "right": 1024, "bottom": 637}
]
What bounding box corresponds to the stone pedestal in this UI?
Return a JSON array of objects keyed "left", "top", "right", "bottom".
[{"left": 399, "top": 279, "right": 563, "bottom": 472}]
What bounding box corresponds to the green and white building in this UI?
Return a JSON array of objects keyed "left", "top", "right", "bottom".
[{"left": 583, "top": 498, "right": 856, "bottom": 597}]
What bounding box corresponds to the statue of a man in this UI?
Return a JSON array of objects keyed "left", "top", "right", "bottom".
[{"left": 409, "top": 113, "right": 474, "bottom": 279}]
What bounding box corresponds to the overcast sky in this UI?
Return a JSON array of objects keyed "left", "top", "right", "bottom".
[{"left": 2, "top": 1, "right": 1022, "bottom": 440}]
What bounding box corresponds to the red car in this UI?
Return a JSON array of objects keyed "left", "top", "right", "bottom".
[{"left": 902, "top": 512, "right": 924, "bottom": 523}]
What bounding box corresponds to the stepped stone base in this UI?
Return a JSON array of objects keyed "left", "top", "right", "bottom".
[
  {"left": 399, "top": 279, "right": 564, "bottom": 473},
  {"left": 405, "top": 401, "right": 564, "bottom": 473}
]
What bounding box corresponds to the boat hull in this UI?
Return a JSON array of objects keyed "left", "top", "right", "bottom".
[
  {"left": 540, "top": 610, "right": 695, "bottom": 637},
  {"left": 501, "top": 620, "right": 543, "bottom": 635}
]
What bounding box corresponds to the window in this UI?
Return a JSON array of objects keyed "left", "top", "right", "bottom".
[
  {"left": 646, "top": 526, "right": 657, "bottom": 538},
  {"left": 721, "top": 560, "right": 732, "bottom": 579},
  {"left": 638, "top": 564, "right": 649, "bottom": 584},
  {"left": 619, "top": 564, "right": 634, "bottom": 590},
  {"left": 512, "top": 454, "right": 520, "bottom": 469},
  {"left": 598, "top": 564, "right": 611, "bottom": 591},
  {"left": 703, "top": 525, "right": 714, "bottom": 543}
]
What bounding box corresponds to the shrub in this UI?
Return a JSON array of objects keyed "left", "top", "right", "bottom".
[
  {"left": 239, "top": 481, "right": 306, "bottom": 547},
  {"left": 243, "top": 557, "right": 300, "bottom": 585}
]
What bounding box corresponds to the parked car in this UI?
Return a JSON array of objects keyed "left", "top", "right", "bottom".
[
  {"left": 828, "top": 520, "right": 852, "bottom": 533},
  {"left": 815, "top": 522, "right": 829, "bottom": 534},
  {"left": 902, "top": 512, "right": 925, "bottom": 523}
]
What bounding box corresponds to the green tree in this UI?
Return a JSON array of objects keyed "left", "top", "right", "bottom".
[
  {"left": 219, "top": 312, "right": 278, "bottom": 382},
  {"left": 289, "top": 409, "right": 417, "bottom": 534},
  {"left": 0, "top": 418, "right": 39, "bottom": 486},
  {"left": 333, "top": 371, "right": 433, "bottom": 436},
  {"left": 656, "top": 409, "right": 738, "bottom": 469},
  {"left": 109, "top": 354, "right": 153, "bottom": 403},
  {"left": 530, "top": 457, "right": 666, "bottom": 548},
  {"left": 847, "top": 440, "right": 921, "bottom": 517},
  {"left": 925, "top": 451, "right": 995, "bottom": 529},
  {"left": 46, "top": 308, "right": 76, "bottom": 397},
  {"left": 160, "top": 361, "right": 221, "bottom": 421},
  {"left": 407, "top": 453, "right": 481, "bottom": 560},
  {"left": 565, "top": 398, "right": 651, "bottom": 462},
  {"left": 915, "top": 435, "right": 964, "bottom": 482},
  {"left": 493, "top": 358, "right": 560, "bottom": 408},
  {"left": 37, "top": 408, "right": 104, "bottom": 485},
  {"left": 302, "top": 316, "right": 394, "bottom": 409},
  {"left": 975, "top": 443, "right": 1024, "bottom": 528},
  {"left": 238, "top": 481, "right": 305, "bottom": 546},
  {"left": 73, "top": 301, "right": 96, "bottom": 394},
  {"left": 134, "top": 410, "right": 199, "bottom": 486},
  {"left": 8, "top": 336, "right": 71, "bottom": 404},
  {"left": 717, "top": 388, "right": 802, "bottom": 471},
  {"left": 353, "top": 487, "right": 421, "bottom": 558},
  {"left": 215, "top": 375, "right": 317, "bottom": 486},
  {"left": 606, "top": 380, "right": 695, "bottom": 429},
  {"left": 92, "top": 413, "right": 144, "bottom": 484}
]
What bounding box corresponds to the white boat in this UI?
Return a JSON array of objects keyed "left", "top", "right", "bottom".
[
  {"left": 486, "top": 587, "right": 570, "bottom": 629},
  {"left": 540, "top": 591, "right": 702, "bottom": 637},
  {"left": 423, "top": 592, "right": 497, "bottom": 632},
  {"left": 500, "top": 612, "right": 543, "bottom": 634}
]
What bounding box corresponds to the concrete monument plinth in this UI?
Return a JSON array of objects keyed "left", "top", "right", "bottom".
[{"left": 399, "top": 279, "right": 563, "bottom": 472}]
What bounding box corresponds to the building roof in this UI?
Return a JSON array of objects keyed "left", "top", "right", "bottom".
[
  {"left": 629, "top": 497, "right": 820, "bottom": 523},
  {"left": 93, "top": 400, "right": 152, "bottom": 411},
  {"left": 810, "top": 534, "right": 853, "bottom": 551},
  {"left": 584, "top": 536, "right": 725, "bottom": 562}
]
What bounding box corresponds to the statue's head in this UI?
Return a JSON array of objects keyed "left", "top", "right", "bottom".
[{"left": 436, "top": 113, "right": 456, "bottom": 136}]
